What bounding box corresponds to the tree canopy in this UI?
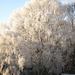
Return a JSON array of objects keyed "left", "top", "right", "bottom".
[{"left": 0, "top": 0, "right": 75, "bottom": 75}]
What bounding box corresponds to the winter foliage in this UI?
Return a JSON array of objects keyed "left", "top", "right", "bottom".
[{"left": 0, "top": 0, "right": 75, "bottom": 75}]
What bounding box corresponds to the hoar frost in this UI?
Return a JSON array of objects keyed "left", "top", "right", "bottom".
[{"left": 0, "top": 0, "right": 75, "bottom": 75}]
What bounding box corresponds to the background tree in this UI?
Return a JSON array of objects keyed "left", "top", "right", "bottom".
[{"left": 64, "top": 1, "right": 75, "bottom": 29}]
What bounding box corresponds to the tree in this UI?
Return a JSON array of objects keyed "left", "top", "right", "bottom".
[
  {"left": 64, "top": 1, "right": 75, "bottom": 29},
  {"left": 0, "top": 0, "right": 75, "bottom": 75}
]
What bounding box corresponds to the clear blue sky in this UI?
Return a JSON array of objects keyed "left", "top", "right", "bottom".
[
  {"left": 0, "top": 0, "right": 73, "bottom": 23},
  {"left": 0, "top": 0, "right": 30, "bottom": 23}
]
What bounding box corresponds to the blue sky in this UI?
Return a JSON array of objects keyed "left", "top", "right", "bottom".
[
  {"left": 0, "top": 0, "right": 73, "bottom": 23},
  {"left": 60, "top": 0, "right": 73, "bottom": 3}
]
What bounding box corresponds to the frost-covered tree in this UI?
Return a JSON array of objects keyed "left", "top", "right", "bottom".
[
  {"left": 64, "top": 1, "right": 75, "bottom": 29},
  {"left": 0, "top": 0, "right": 75, "bottom": 75}
]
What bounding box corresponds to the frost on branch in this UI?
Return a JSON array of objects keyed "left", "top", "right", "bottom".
[{"left": 0, "top": 0, "right": 75, "bottom": 75}]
